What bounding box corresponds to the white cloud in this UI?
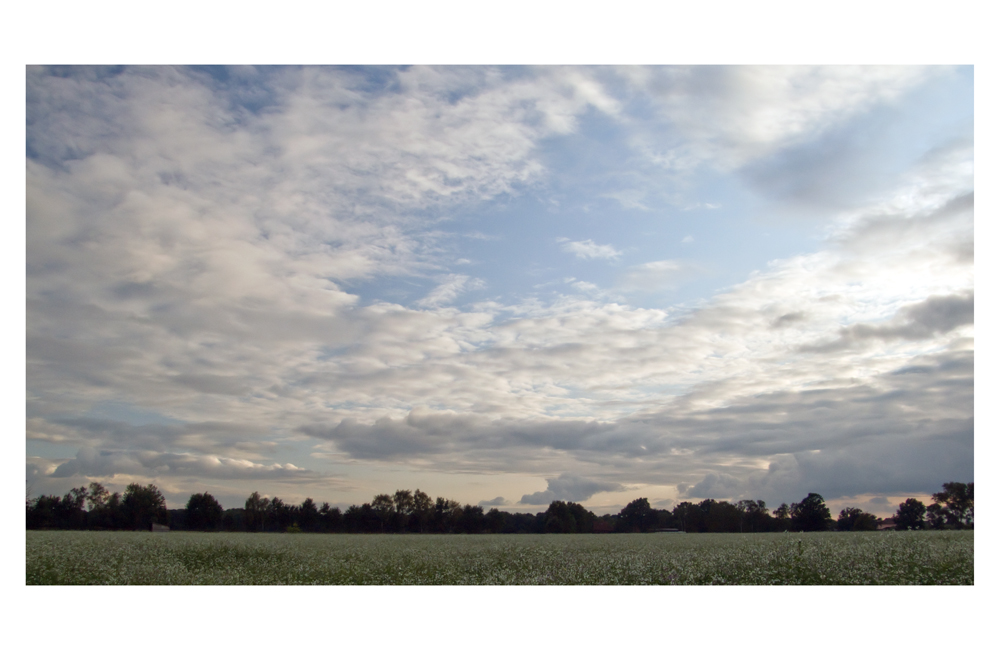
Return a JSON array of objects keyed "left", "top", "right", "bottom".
[
  {"left": 415, "top": 274, "right": 484, "bottom": 308},
  {"left": 25, "top": 66, "right": 971, "bottom": 508},
  {"left": 558, "top": 238, "right": 622, "bottom": 260}
]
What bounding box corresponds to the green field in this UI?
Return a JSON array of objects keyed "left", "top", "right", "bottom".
[{"left": 26, "top": 530, "right": 973, "bottom": 585}]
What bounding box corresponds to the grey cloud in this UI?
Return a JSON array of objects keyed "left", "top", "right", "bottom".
[
  {"left": 771, "top": 311, "right": 807, "bottom": 328},
  {"left": 519, "top": 473, "right": 625, "bottom": 505},
  {"left": 50, "top": 446, "right": 314, "bottom": 481},
  {"left": 478, "top": 496, "right": 511, "bottom": 507},
  {"left": 800, "top": 292, "right": 973, "bottom": 352},
  {"left": 680, "top": 472, "right": 745, "bottom": 500}
]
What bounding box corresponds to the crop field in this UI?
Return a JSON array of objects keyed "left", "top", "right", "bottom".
[{"left": 26, "top": 530, "right": 973, "bottom": 585}]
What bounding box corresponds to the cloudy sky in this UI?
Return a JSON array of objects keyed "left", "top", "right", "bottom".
[{"left": 26, "top": 65, "right": 973, "bottom": 516}]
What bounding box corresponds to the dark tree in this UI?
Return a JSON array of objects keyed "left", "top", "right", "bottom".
[
  {"left": 433, "top": 497, "right": 463, "bottom": 533},
  {"left": 186, "top": 492, "right": 224, "bottom": 531},
  {"left": 703, "top": 500, "right": 742, "bottom": 533},
  {"left": 244, "top": 492, "right": 269, "bottom": 532},
  {"left": 790, "top": 493, "right": 832, "bottom": 532},
  {"left": 318, "top": 502, "right": 342, "bottom": 533},
  {"left": 122, "top": 483, "right": 168, "bottom": 530},
  {"left": 267, "top": 496, "right": 293, "bottom": 531},
  {"left": 298, "top": 498, "right": 319, "bottom": 532},
  {"left": 543, "top": 501, "right": 595, "bottom": 533},
  {"left": 619, "top": 498, "right": 655, "bottom": 532},
  {"left": 411, "top": 489, "right": 433, "bottom": 533},
  {"left": 894, "top": 498, "right": 926, "bottom": 530},
  {"left": 931, "top": 482, "right": 974, "bottom": 529},
  {"left": 837, "top": 507, "right": 878, "bottom": 531},
  {"left": 485, "top": 507, "right": 507, "bottom": 533},
  {"left": 925, "top": 503, "right": 948, "bottom": 530},
  {"left": 370, "top": 494, "right": 395, "bottom": 532},
  {"left": 737, "top": 499, "right": 771, "bottom": 533},
  {"left": 672, "top": 501, "right": 703, "bottom": 533}
]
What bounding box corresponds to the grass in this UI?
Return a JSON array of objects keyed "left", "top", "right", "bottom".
[{"left": 26, "top": 529, "right": 973, "bottom": 585}]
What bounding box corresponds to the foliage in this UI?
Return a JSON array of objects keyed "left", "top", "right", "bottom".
[
  {"left": 185, "top": 492, "right": 224, "bottom": 531},
  {"left": 122, "top": 483, "right": 168, "bottom": 531},
  {"left": 895, "top": 498, "right": 927, "bottom": 530},
  {"left": 790, "top": 494, "right": 832, "bottom": 532},
  {"left": 837, "top": 507, "right": 878, "bottom": 532},
  {"left": 931, "top": 482, "right": 974, "bottom": 529}
]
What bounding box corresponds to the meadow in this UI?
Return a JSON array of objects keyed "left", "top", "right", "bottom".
[{"left": 26, "top": 529, "right": 973, "bottom": 585}]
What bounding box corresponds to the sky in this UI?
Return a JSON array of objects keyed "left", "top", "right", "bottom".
[{"left": 25, "top": 65, "right": 974, "bottom": 517}]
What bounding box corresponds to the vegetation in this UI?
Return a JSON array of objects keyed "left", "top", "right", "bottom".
[
  {"left": 26, "top": 481, "right": 973, "bottom": 535},
  {"left": 26, "top": 529, "right": 974, "bottom": 585}
]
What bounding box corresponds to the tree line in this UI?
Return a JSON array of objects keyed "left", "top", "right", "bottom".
[{"left": 26, "top": 481, "right": 972, "bottom": 533}]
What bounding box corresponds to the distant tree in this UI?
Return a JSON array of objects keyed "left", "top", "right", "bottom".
[
  {"left": 894, "top": 498, "right": 926, "bottom": 530},
  {"left": 86, "top": 482, "right": 110, "bottom": 512},
  {"left": 371, "top": 494, "right": 395, "bottom": 532},
  {"left": 672, "top": 501, "right": 702, "bottom": 533},
  {"left": 543, "top": 501, "right": 595, "bottom": 533},
  {"left": 925, "top": 503, "right": 948, "bottom": 530},
  {"left": 267, "top": 496, "right": 293, "bottom": 532},
  {"left": 411, "top": 489, "right": 433, "bottom": 533},
  {"left": 222, "top": 508, "right": 245, "bottom": 532},
  {"left": 771, "top": 503, "right": 791, "bottom": 532},
  {"left": 392, "top": 490, "right": 415, "bottom": 531},
  {"left": 298, "top": 498, "right": 319, "bottom": 532},
  {"left": 121, "top": 483, "right": 168, "bottom": 530},
  {"left": 458, "top": 504, "right": 485, "bottom": 534},
  {"left": 837, "top": 507, "right": 878, "bottom": 531},
  {"left": 485, "top": 508, "right": 507, "bottom": 534},
  {"left": 186, "top": 492, "right": 224, "bottom": 531},
  {"left": 737, "top": 499, "right": 770, "bottom": 533},
  {"left": 26, "top": 494, "right": 60, "bottom": 529},
  {"left": 619, "top": 498, "right": 655, "bottom": 532},
  {"left": 433, "top": 497, "right": 463, "bottom": 533},
  {"left": 931, "top": 482, "right": 974, "bottom": 529},
  {"left": 244, "top": 492, "right": 269, "bottom": 532},
  {"left": 703, "top": 500, "right": 742, "bottom": 533},
  {"left": 318, "top": 502, "right": 342, "bottom": 533},
  {"left": 790, "top": 493, "right": 832, "bottom": 532}
]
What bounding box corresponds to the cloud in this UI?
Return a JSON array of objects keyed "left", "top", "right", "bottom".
[
  {"left": 25, "top": 66, "right": 971, "bottom": 509},
  {"left": 49, "top": 447, "right": 314, "bottom": 481},
  {"left": 558, "top": 238, "right": 622, "bottom": 260},
  {"left": 415, "top": 274, "right": 484, "bottom": 307},
  {"left": 519, "top": 473, "right": 625, "bottom": 505},
  {"left": 800, "top": 292, "right": 973, "bottom": 352},
  {"left": 616, "top": 259, "right": 695, "bottom": 292},
  {"left": 637, "top": 66, "right": 939, "bottom": 171},
  {"left": 478, "top": 496, "right": 511, "bottom": 507}
]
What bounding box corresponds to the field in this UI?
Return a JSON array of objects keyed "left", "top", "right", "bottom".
[{"left": 26, "top": 530, "right": 973, "bottom": 585}]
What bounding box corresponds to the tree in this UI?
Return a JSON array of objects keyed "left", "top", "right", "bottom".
[
  {"left": 245, "top": 492, "right": 269, "bottom": 532},
  {"left": 267, "top": 496, "right": 293, "bottom": 531},
  {"left": 894, "top": 498, "right": 926, "bottom": 530},
  {"left": 318, "top": 502, "right": 342, "bottom": 533},
  {"left": 411, "top": 489, "right": 433, "bottom": 533},
  {"left": 790, "top": 493, "right": 832, "bottom": 532},
  {"left": 371, "top": 494, "right": 395, "bottom": 532},
  {"left": 619, "top": 498, "right": 655, "bottom": 532},
  {"left": 186, "top": 492, "right": 224, "bottom": 531},
  {"left": 838, "top": 507, "right": 878, "bottom": 532},
  {"left": 931, "top": 482, "right": 974, "bottom": 529},
  {"left": 543, "top": 501, "right": 595, "bottom": 533},
  {"left": 298, "top": 498, "right": 319, "bottom": 532},
  {"left": 772, "top": 503, "right": 791, "bottom": 532},
  {"left": 925, "top": 503, "right": 948, "bottom": 530},
  {"left": 121, "top": 483, "right": 168, "bottom": 530},
  {"left": 737, "top": 499, "right": 770, "bottom": 533}
]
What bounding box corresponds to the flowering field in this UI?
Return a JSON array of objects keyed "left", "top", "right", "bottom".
[{"left": 26, "top": 530, "right": 973, "bottom": 585}]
